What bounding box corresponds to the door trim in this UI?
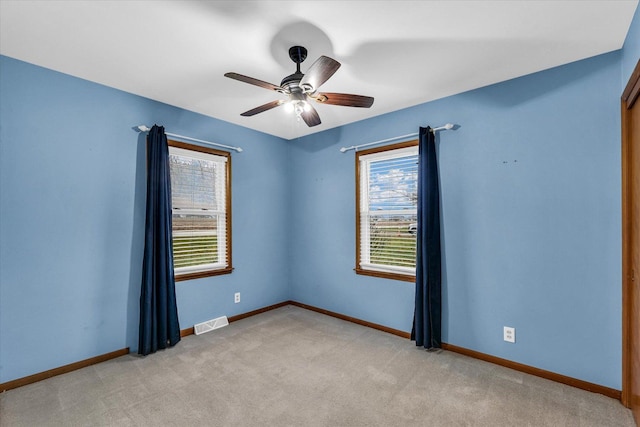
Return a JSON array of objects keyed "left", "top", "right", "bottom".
[{"left": 621, "top": 59, "right": 640, "bottom": 409}]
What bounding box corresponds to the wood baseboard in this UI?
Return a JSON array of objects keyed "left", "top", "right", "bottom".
[
  {"left": 288, "top": 301, "right": 412, "bottom": 339},
  {"left": 285, "top": 301, "right": 621, "bottom": 401},
  {"left": 0, "top": 347, "right": 129, "bottom": 392},
  {"left": 4, "top": 301, "right": 621, "bottom": 402},
  {"left": 180, "top": 327, "right": 194, "bottom": 337},
  {"left": 440, "top": 343, "right": 621, "bottom": 400},
  {"left": 180, "top": 300, "right": 411, "bottom": 340},
  {"left": 228, "top": 301, "right": 291, "bottom": 323},
  {"left": 2, "top": 301, "right": 292, "bottom": 392},
  {"left": 180, "top": 300, "right": 291, "bottom": 338}
]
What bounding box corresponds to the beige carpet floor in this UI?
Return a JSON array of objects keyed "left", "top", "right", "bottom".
[{"left": 0, "top": 305, "right": 635, "bottom": 426}]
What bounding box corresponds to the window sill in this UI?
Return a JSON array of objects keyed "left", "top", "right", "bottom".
[
  {"left": 355, "top": 267, "right": 415, "bottom": 283},
  {"left": 175, "top": 267, "right": 233, "bottom": 282}
]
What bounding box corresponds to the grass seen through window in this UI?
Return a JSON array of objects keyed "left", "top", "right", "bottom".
[
  {"left": 368, "top": 222, "right": 417, "bottom": 268},
  {"left": 172, "top": 235, "right": 218, "bottom": 268}
]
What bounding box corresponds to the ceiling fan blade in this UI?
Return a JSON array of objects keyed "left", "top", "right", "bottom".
[
  {"left": 300, "top": 104, "right": 321, "bottom": 127},
  {"left": 225, "top": 72, "right": 282, "bottom": 92},
  {"left": 240, "top": 100, "right": 284, "bottom": 117},
  {"left": 299, "top": 56, "right": 341, "bottom": 92},
  {"left": 314, "top": 92, "right": 374, "bottom": 108}
]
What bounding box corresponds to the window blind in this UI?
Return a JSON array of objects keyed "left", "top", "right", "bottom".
[
  {"left": 169, "top": 146, "right": 228, "bottom": 274},
  {"left": 359, "top": 145, "right": 418, "bottom": 275}
]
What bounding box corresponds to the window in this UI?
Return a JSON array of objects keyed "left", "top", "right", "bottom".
[
  {"left": 168, "top": 140, "right": 232, "bottom": 280},
  {"left": 356, "top": 140, "right": 418, "bottom": 282}
]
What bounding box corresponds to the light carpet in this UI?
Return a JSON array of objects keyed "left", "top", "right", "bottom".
[{"left": 0, "top": 305, "right": 634, "bottom": 426}]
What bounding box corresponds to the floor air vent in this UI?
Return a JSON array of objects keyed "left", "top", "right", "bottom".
[{"left": 194, "top": 316, "right": 229, "bottom": 335}]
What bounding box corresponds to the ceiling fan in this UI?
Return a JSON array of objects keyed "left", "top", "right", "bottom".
[{"left": 224, "top": 46, "right": 374, "bottom": 127}]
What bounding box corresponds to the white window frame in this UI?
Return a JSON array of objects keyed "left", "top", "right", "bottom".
[
  {"left": 168, "top": 141, "right": 232, "bottom": 280},
  {"left": 356, "top": 141, "right": 418, "bottom": 282}
]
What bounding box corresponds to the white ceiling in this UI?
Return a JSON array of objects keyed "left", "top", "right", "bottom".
[{"left": 0, "top": 1, "right": 637, "bottom": 140}]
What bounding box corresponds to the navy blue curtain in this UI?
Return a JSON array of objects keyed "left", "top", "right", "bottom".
[
  {"left": 138, "top": 125, "right": 181, "bottom": 356},
  {"left": 411, "top": 126, "right": 442, "bottom": 350}
]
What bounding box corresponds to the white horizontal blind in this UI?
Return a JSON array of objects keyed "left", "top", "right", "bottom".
[
  {"left": 359, "top": 146, "right": 418, "bottom": 275},
  {"left": 169, "top": 146, "right": 228, "bottom": 275}
]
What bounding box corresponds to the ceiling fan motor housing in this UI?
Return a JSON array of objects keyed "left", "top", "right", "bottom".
[{"left": 281, "top": 72, "right": 304, "bottom": 90}]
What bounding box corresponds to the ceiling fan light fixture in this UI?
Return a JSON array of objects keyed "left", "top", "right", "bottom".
[
  {"left": 294, "top": 101, "right": 305, "bottom": 117},
  {"left": 283, "top": 100, "right": 310, "bottom": 117},
  {"left": 283, "top": 101, "right": 294, "bottom": 113}
]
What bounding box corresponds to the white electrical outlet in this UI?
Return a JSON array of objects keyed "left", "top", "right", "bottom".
[
  {"left": 234, "top": 292, "right": 240, "bottom": 303},
  {"left": 504, "top": 326, "right": 515, "bottom": 343}
]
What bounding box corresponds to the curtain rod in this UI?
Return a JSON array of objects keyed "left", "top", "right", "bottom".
[
  {"left": 339, "top": 123, "right": 454, "bottom": 153},
  {"left": 135, "top": 125, "right": 243, "bottom": 153}
]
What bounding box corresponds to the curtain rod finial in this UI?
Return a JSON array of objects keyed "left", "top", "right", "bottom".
[{"left": 136, "top": 125, "right": 151, "bottom": 132}]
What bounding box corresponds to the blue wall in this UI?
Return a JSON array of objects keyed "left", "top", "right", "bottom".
[
  {"left": 0, "top": 56, "right": 290, "bottom": 383},
  {"left": 290, "top": 51, "right": 624, "bottom": 389},
  {"left": 622, "top": 2, "right": 640, "bottom": 85},
  {"left": 1, "top": 4, "right": 638, "bottom": 388}
]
